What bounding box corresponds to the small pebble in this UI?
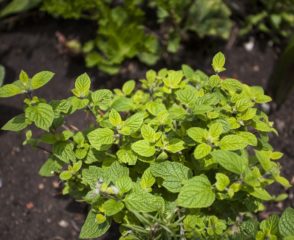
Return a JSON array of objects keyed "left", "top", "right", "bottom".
[
  {"left": 38, "top": 183, "right": 45, "bottom": 190},
  {"left": 276, "top": 202, "right": 283, "bottom": 209},
  {"left": 261, "top": 103, "right": 270, "bottom": 113},
  {"left": 52, "top": 180, "right": 59, "bottom": 189},
  {"left": 275, "top": 119, "right": 285, "bottom": 132},
  {"left": 58, "top": 220, "right": 69, "bottom": 228},
  {"left": 0, "top": 178, "right": 2, "bottom": 188},
  {"left": 244, "top": 38, "right": 255, "bottom": 52},
  {"left": 253, "top": 65, "right": 260, "bottom": 72},
  {"left": 291, "top": 176, "right": 294, "bottom": 185},
  {"left": 26, "top": 202, "right": 34, "bottom": 209}
]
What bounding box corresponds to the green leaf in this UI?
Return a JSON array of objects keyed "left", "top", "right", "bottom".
[
  {"left": 176, "top": 86, "right": 197, "bottom": 105},
  {"left": 238, "top": 131, "right": 257, "bottom": 146},
  {"left": 260, "top": 215, "right": 279, "bottom": 235},
  {"left": 109, "top": 109, "right": 122, "bottom": 127},
  {"left": 117, "top": 148, "right": 137, "bottom": 165},
  {"left": 19, "top": 70, "right": 29, "bottom": 85},
  {"left": 122, "top": 80, "right": 135, "bottom": 95},
  {"left": 82, "top": 166, "right": 104, "bottom": 188},
  {"left": 211, "top": 150, "right": 248, "bottom": 174},
  {"left": 194, "top": 143, "right": 211, "bottom": 159},
  {"left": 279, "top": 208, "right": 294, "bottom": 237},
  {"left": 249, "top": 188, "right": 272, "bottom": 200},
  {"left": 95, "top": 214, "right": 106, "bottom": 224},
  {"left": 140, "top": 168, "right": 155, "bottom": 192},
  {"left": 255, "top": 150, "right": 275, "bottom": 171},
  {"left": 79, "top": 209, "right": 110, "bottom": 239},
  {"left": 0, "top": 65, "right": 5, "bottom": 86},
  {"left": 53, "top": 142, "right": 76, "bottom": 163},
  {"left": 141, "top": 124, "right": 157, "bottom": 143},
  {"left": 209, "top": 123, "right": 223, "bottom": 138},
  {"left": 25, "top": 103, "right": 54, "bottom": 131},
  {"left": 0, "top": 0, "right": 42, "bottom": 17},
  {"left": 187, "top": 127, "right": 207, "bottom": 143},
  {"left": 177, "top": 175, "right": 215, "bottom": 208},
  {"left": 111, "top": 97, "right": 133, "bottom": 112},
  {"left": 150, "top": 161, "right": 191, "bottom": 193},
  {"left": 215, "top": 173, "right": 230, "bottom": 191},
  {"left": 240, "top": 108, "right": 257, "bottom": 121},
  {"left": 165, "top": 138, "right": 185, "bottom": 153},
  {"left": 163, "top": 70, "right": 183, "bottom": 89},
  {"left": 219, "top": 135, "right": 248, "bottom": 150},
  {"left": 212, "top": 52, "right": 226, "bottom": 73},
  {"left": 115, "top": 176, "right": 133, "bottom": 194},
  {"left": 182, "top": 64, "right": 194, "bottom": 79},
  {"left": 72, "top": 73, "right": 91, "bottom": 97},
  {"left": 1, "top": 114, "right": 28, "bottom": 132},
  {"left": 239, "top": 220, "right": 259, "bottom": 239},
  {"left": 108, "top": 161, "right": 129, "bottom": 182},
  {"left": 235, "top": 99, "right": 253, "bottom": 112},
  {"left": 72, "top": 161, "right": 83, "bottom": 173},
  {"left": 102, "top": 199, "right": 124, "bottom": 216},
  {"left": 87, "top": 128, "right": 114, "bottom": 150},
  {"left": 122, "top": 112, "right": 144, "bottom": 134},
  {"left": 131, "top": 140, "right": 155, "bottom": 157},
  {"left": 91, "top": 89, "right": 113, "bottom": 110},
  {"left": 59, "top": 170, "right": 72, "bottom": 180},
  {"left": 0, "top": 83, "right": 23, "bottom": 97},
  {"left": 31, "top": 71, "right": 54, "bottom": 90},
  {"left": 124, "top": 190, "right": 164, "bottom": 213},
  {"left": 254, "top": 120, "right": 273, "bottom": 133},
  {"left": 39, "top": 158, "right": 62, "bottom": 177},
  {"left": 146, "top": 102, "right": 166, "bottom": 116}
]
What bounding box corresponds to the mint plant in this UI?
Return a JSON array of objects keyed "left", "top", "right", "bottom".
[{"left": 1, "top": 53, "right": 293, "bottom": 239}]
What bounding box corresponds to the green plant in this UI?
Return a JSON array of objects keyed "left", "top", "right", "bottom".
[
  {"left": 240, "top": 0, "right": 294, "bottom": 41},
  {"left": 1, "top": 0, "right": 232, "bottom": 74},
  {"left": 150, "top": 0, "right": 232, "bottom": 53},
  {"left": 0, "top": 0, "right": 42, "bottom": 17},
  {"left": 0, "top": 0, "right": 232, "bottom": 74},
  {"left": 81, "top": 0, "right": 159, "bottom": 75},
  {"left": 1, "top": 53, "right": 293, "bottom": 239},
  {"left": 41, "top": 0, "right": 99, "bottom": 19}
]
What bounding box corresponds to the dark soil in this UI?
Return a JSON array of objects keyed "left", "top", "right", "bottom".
[{"left": 0, "top": 14, "right": 293, "bottom": 240}]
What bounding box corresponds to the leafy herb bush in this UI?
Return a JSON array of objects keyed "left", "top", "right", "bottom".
[
  {"left": 1, "top": 53, "right": 293, "bottom": 239},
  {"left": 240, "top": 0, "right": 294, "bottom": 41},
  {"left": 41, "top": 0, "right": 99, "bottom": 19},
  {"left": 1, "top": 0, "right": 294, "bottom": 75},
  {"left": 42, "top": 0, "right": 232, "bottom": 74},
  {"left": 0, "top": 0, "right": 233, "bottom": 74}
]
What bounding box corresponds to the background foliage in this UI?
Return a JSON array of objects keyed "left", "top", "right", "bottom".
[{"left": 2, "top": 0, "right": 293, "bottom": 75}]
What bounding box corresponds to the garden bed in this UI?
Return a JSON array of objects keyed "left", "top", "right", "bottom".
[{"left": 0, "top": 14, "right": 293, "bottom": 240}]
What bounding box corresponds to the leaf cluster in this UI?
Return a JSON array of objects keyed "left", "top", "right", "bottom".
[
  {"left": 0, "top": 53, "right": 293, "bottom": 239},
  {"left": 239, "top": 0, "right": 294, "bottom": 41},
  {"left": 6, "top": 0, "right": 231, "bottom": 74}
]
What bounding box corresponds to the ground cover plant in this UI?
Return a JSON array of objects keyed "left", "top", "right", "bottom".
[{"left": 0, "top": 53, "right": 293, "bottom": 239}]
